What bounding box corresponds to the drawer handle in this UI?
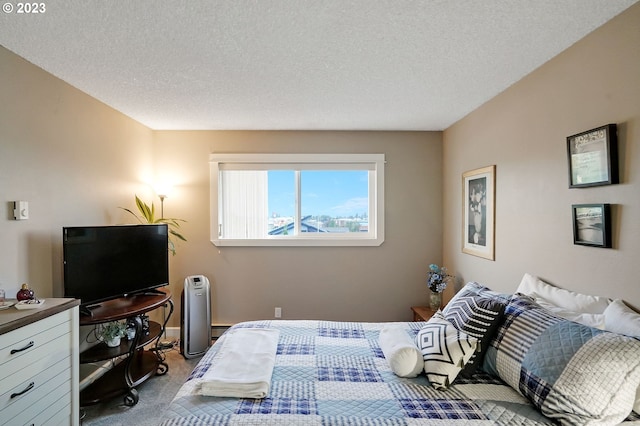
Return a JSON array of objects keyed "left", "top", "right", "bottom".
[
  {"left": 10, "top": 340, "right": 34, "bottom": 354},
  {"left": 10, "top": 382, "right": 34, "bottom": 399}
]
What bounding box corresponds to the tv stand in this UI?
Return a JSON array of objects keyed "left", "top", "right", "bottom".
[
  {"left": 79, "top": 304, "right": 101, "bottom": 317},
  {"left": 135, "top": 289, "right": 166, "bottom": 297},
  {"left": 78, "top": 292, "right": 173, "bottom": 408}
]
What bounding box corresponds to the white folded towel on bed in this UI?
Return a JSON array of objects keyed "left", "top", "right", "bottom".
[
  {"left": 379, "top": 326, "right": 423, "bottom": 378},
  {"left": 196, "top": 327, "right": 280, "bottom": 399}
]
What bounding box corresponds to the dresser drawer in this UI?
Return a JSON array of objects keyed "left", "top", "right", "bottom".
[
  {"left": 23, "top": 398, "right": 71, "bottom": 426},
  {"left": 0, "top": 309, "right": 69, "bottom": 348},
  {"left": 0, "top": 360, "right": 71, "bottom": 426},
  {"left": 0, "top": 354, "right": 68, "bottom": 411},
  {"left": 0, "top": 311, "right": 71, "bottom": 370},
  {"left": 14, "top": 384, "right": 71, "bottom": 426},
  {"left": 0, "top": 331, "right": 70, "bottom": 390}
]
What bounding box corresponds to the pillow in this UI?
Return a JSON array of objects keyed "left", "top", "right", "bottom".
[
  {"left": 448, "top": 282, "right": 511, "bottom": 377},
  {"left": 516, "top": 273, "right": 611, "bottom": 314},
  {"left": 448, "top": 281, "right": 511, "bottom": 307},
  {"left": 379, "top": 326, "right": 423, "bottom": 378},
  {"left": 534, "top": 298, "right": 605, "bottom": 329},
  {"left": 603, "top": 299, "right": 640, "bottom": 415},
  {"left": 415, "top": 316, "right": 478, "bottom": 390},
  {"left": 604, "top": 299, "right": 640, "bottom": 337},
  {"left": 441, "top": 291, "right": 505, "bottom": 377},
  {"left": 489, "top": 293, "right": 640, "bottom": 425}
]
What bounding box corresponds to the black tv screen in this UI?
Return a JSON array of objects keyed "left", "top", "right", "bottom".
[{"left": 63, "top": 224, "right": 169, "bottom": 308}]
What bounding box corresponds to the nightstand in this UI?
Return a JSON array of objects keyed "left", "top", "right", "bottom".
[{"left": 410, "top": 306, "right": 437, "bottom": 322}]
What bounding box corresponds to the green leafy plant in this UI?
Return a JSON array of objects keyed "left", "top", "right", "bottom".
[
  {"left": 120, "top": 195, "right": 187, "bottom": 255},
  {"left": 98, "top": 321, "right": 127, "bottom": 341}
]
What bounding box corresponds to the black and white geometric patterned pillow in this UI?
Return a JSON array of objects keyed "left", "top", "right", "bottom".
[
  {"left": 441, "top": 293, "right": 506, "bottom": 378},
  {"left": 415, "top": 317, "right": 478, "bottom": 389}
]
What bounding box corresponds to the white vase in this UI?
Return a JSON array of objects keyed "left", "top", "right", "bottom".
[
  {"left": 105, "top": 336, "right": 121, "bottom": 347},
  {"left": 126, "top": 327, "right": 136, "bottom": 340}
]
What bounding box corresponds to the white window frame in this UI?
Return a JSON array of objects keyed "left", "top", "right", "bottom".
[{"left": 210, "top": 153, "right": 385, "bottom": 247}]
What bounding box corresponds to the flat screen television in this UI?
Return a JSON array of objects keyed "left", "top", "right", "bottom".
[{"left": 63, "top": 224, "right": 169, "bottom": 313}]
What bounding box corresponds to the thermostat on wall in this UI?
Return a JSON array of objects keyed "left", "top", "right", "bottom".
[{"left": 13, "top": 201, "right": 28, "bottom": 220}]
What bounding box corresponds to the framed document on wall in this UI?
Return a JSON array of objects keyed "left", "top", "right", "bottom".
[
  {"left": 572, "top": 204, "right": 611, "bottom": 248},
  {"left": 567, "top": 124, "right": 618, "bottom": 188},
  {"left": 462, "top": 165, "right": 495, "bottom": 260}
]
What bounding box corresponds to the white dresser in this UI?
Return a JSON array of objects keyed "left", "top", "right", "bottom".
[{"left": 0, "top": 299, "right": 80, "bottom": 426}]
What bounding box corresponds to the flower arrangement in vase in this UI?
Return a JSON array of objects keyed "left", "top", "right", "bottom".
[{"left": 427, "top": 264, "right": 454, "bottom": 310}]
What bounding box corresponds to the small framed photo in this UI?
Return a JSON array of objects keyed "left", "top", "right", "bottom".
[
  {"left": 462, "top": 165, "right": 495, "bottom": 260},
  {"left": 567, "top": 123, "right": 618, "bottom": 188},
  {"left": 572, "top": 204, "right": 611, "bottom": 248}
]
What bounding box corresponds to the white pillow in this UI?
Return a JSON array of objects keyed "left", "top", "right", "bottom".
[
  {"left": 379, "top": 326, "right": 423, "bottom": 378},
  {"left": 604, "top": 299, "right": 640, "bottom": 337},
  {"left": 415, "top": 317, "right": 478, "bottom": 389},
  {"left": 535, "top": 298, "right": 605, "bottom": 329},
  {"left": 516, "top": 273, "right": 611, "bottom": 314}
]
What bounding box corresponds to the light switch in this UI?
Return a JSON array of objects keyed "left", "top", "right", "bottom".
[{"left": 13, "top": 201, "right": 28, "bottom": 220}]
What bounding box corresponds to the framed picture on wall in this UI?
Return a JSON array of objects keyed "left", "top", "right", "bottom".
[
  {"left": 462, "top": 165, "right": 495, "bottom": 260},
  {"left": 572, "top": 203, "right": 611, "bottom": 248},
  {"left": 567, "top": 124, "right": 618, "bottom": 188}
]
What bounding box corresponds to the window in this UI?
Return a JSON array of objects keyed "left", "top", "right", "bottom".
[{"left": 210, "top": 153, "right": 385, "bottom": 246}]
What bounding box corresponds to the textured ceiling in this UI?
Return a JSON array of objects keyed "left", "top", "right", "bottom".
[{"left": 0, "top": 1, "right": 637, "bottom": 130}]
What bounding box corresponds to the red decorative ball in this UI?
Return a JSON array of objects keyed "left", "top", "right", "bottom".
[{"left": 16, "top": 283, "right": 35, "bottom": 301}]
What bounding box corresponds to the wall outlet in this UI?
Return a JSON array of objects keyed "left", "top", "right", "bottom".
[{"left": 274, "top": 307, "right": 282, "bottom": 318}]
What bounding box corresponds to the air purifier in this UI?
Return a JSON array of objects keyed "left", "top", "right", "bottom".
[{"left": 180, "top": 275, "right": 211, "bottom": 358}]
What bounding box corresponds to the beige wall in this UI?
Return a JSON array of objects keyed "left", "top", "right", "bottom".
[
  {"left": 442, "top": 3, "right": 640, "bottom": 308},
  {"left": 0, "top": 46, "right": 155, "bottom": 299},
  {"left": 153, "top": 130, "right": 443, "bottom": 325},
  {"left": 0, "top": 45, "right": 443, "bottom": 325}
]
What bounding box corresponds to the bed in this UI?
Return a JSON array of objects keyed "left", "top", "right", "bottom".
[{"left": 160, "top": 277, "right": 640, "bottom": 426}]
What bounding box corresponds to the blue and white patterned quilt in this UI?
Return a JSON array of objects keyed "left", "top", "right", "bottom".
[{"left": 160, "top": 320, "right": 558, "bottom": 425}]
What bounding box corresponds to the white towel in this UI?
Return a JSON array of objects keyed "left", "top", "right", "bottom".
[
  {"left": 379, "top": 326, "right": 423, "bottom": 378},
  {"left": 196, "top": 328, "right": 280, "bottom": 398}
]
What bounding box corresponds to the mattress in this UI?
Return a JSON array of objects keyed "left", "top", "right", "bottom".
[{"left": 159, "top": 319, "right": 574, "bottom": 425}]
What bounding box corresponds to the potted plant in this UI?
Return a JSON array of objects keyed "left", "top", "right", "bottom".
[
  {"left": 120, "top": 195, "right": 187, "bottom": 256},
  {"left": 120, "top": 195, "right": 187, "bottom": 255},
  {"left": 98, "top": 321, "right": 127, "bottom": 347}
]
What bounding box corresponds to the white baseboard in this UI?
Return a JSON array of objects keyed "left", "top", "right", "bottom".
[
  {"left": 164, "top": 326, "right": 180, "bottom": 340},
  {"left": 165, "top": 324, "right": 232, "bottom": 340}
]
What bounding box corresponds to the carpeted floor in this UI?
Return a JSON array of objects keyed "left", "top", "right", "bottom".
[{"left": 81, "top": 347, "right": 201, "bottom": 425}]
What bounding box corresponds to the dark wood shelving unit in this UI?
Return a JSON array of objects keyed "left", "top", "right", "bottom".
[
  {"left": 80, "top": 322, "right": 162, "bottom": 363},
  {"left": 79, "top": 292, "right": 173, "bottom": 407}
]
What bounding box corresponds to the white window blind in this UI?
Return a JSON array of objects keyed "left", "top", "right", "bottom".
[{"left": 210, "top": 153, "right": 385, "bottom": 247}]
